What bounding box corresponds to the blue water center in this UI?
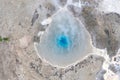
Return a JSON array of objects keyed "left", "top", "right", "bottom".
[{"left": 56, "top": 35, "right": 71, "bottom": 48}]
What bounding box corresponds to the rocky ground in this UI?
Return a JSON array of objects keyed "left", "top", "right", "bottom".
[{"left": 0, "top": 0, "right": 120, "bottom": 80}]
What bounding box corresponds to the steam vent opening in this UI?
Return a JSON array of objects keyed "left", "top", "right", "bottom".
[
  {"left": 35, "top": 9, "right": 93, "bottom": 68},
  {"left": 56, "top": 35, "right": 71, "bottom": 48}
]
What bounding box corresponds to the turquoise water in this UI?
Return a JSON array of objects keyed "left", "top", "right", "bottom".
[{"left": 56, "top": 35, "right": 71, "bottom": 48}]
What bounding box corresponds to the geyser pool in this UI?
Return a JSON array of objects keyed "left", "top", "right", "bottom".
[{"left": 35, "top": 9, "right": 93, "bottom": 68}]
